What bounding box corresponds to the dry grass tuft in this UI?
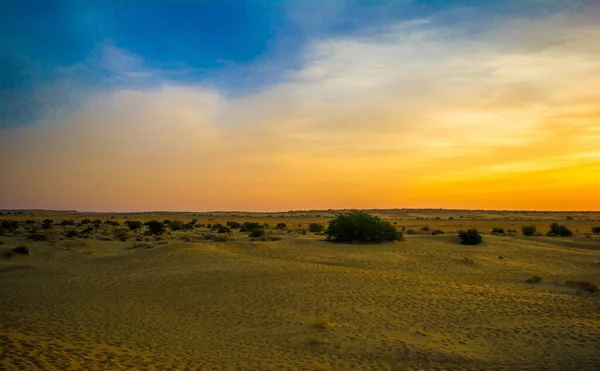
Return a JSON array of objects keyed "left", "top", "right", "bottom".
[{"left": 525, "top": 275, "right": 542, "bottom": 283}]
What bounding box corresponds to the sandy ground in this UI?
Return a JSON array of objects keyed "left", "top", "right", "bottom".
[{"left": 1, "top": 233, "right": 600, "bottom": 370}]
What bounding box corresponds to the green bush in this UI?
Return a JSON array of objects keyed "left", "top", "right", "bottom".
[
  {"left": 168, "top": 221, "right": 184, "bottom": 231},
  {"left": 491, "top": 228, "right": 505, "bottom": 235},
  {"left": 241, "top": 222, "right": 262, "bottom": 232},
  {"left": 65, "top": 229, "right": 80, "bottom": 238},
  {"left": 326, "top": 211, "right": 402, "bottom": 243},
  {"left": 547, "top": 223, "right": 573, "bottom": 237},
  {"left": 226, "top": 221, "right": 241, "bottom": 229},
  {"left": 431, "top": 229, "right": 444, "bottom": 235},
  {"left": 125, "top": 220, "right": 143, "bottom": 230},
  {"left": 406, "top": 229, "right": 416, "bottom": 235},
  {"left": 458, "top": 229, "right": 482, "bottom": 245},
  {"left": 522, "top": 225, "right": 537, "bottom": 236},
  {"left": 144, "top": 220, "right": 166, "bottom": 235},
  {"left": 420, "top": 226, "right": 430, "bottom": 232},
  {"left": 249, "top": 229, "right": 266, "bottom": 238},
  {"left": 309, "top": 223, "right": 324, "bottom": 233},
  {"left": 276, "top": 223, "right": 287, "bottom": 229}
]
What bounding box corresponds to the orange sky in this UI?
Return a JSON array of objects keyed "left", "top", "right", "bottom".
[{"left": 1, "top": 8, "right": 599, "bottom": 212}]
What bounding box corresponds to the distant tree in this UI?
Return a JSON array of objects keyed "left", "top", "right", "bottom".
[{"left": 458, "top": 229, "right": 482, "bottom": 245}]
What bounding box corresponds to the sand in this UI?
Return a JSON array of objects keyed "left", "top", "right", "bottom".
[{"left": 1, "top": 230, "right": 600, "bottom": 370}]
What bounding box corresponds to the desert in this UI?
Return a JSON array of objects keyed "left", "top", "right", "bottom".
[{"left": 2, "top": 209, "right": 599, "bottom": 370}]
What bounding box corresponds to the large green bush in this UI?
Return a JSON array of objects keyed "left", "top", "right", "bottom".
[{"left": 326, "top": 211, "right": 402, "bottom": 243}]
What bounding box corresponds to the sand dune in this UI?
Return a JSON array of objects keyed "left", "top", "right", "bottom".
[{"left": 1, "top": 233, "right": 600, "bottom": 370}]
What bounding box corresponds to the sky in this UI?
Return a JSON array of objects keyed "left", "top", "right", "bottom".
[{"left": 1, "top": 0, "right": 599, "bottom": 212}]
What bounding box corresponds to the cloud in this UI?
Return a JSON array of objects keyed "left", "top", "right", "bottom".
[{"left": 1, "top": 4, "right": 599, "bottom": 211}]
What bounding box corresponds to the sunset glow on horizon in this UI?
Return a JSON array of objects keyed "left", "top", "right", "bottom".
[{"left": 1, "top": 0, "right": 599, "bottom": 212}]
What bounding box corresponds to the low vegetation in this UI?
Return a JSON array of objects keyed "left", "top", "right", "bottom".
[
  {"left": 326, "top": 211, "right": 402, "bottom": 243},
  {"left": 491, "top": 228, "right": 505, "bottom": 235},
  {"left": 144, "top": 220, "right": 166, "bottom": 235},
  {"left": 592, "top": 227, "right": 600, "bottom": 234},
  {"left": 309, "top": 223, "right": 324, "bottom": 233},
  {"left": 522, "top": 225, "right": 537, "bottom": 236},
  {"left": 457, "top": 229, "right": 482, "bottom": 245},
  {"left": 547, "top": 223, "right": 573, "bottom": 237},
  {"left": 525, "top": 275, "right": 542, "bottom": 283}
]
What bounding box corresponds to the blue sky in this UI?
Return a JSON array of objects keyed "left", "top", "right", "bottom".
[{"left": 2, "top": 0, "right": 590, "bottom": 127}]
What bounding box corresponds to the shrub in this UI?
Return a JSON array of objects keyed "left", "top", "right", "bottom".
[
  {"left": 226, "top": 221, "right": 241, "bottom": 229},
  {"left": 547, "top": 223, "right": 573, "bottom": 237},
  {"left": 241, "top": 222, "right": 262, "bottom": 232},
  {"left": 420, "top": 226, "right": 430, "bottom": 232},
  {"left": 144, "top": 220, "right": 166, "bottom": 235},
  {"left": 168, "top": 221, "right": 184, "bottom": 231},
  {"left": 80, "top": 219, "right": 92, "bottom": 225},
  {"left": 1, "top": 220, "right": 19, "bottom": 232},
  {"left": 104, "top": 220, "right": 120, "bottom": 226},
  {"left": 326, "top": 211, "right": 402, "bottom": 243},
  {"left": 114, "top": 228, "right": 129, "bottom": 241},
  {"left": 431, "top": 229, "right": 444, "bottom": 235},
  {"left": 406, "top": 229, "right": 416, "bottom": 235},
  {"left": 12, "top": 245, "right": 31, "bottom": 255},
  {"left": 60, "top": 220, "right": 75, "bottom": 226},
  {"left": 217, "top": 226, "right": 231, "bottom": 234},
  {"left": 249, "top": 229, "right": 266, "bottom": 238},
  {"left": 65, "top": 229, "right": 80, "bottom": 238},
  {"left": 458, "top": 229, "right": 482, "bottom": 245},
  {"left": 592, "top": 227, "right": 600, "bottom": 234},
  {"left": 125, "top": 220, "right": 143, "bottom": 230},
  {"left": 309, "top": 223, "right": 325, "bottom": 233},
  {"left": 525, "top": 275, "right": 542, "bottom": 283},
  {"left": 491, "top": 228, "right": 505, "bottom": 235},
  {"left": 522, "top": 225, "right": 537, "bottom": 236},
  {"left": 276, "top": 223, "right": 287, "bottom": 229}
]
